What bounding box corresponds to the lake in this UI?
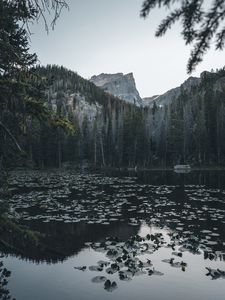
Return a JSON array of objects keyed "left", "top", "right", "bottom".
[{"left": 1, "top": 169, "right": 225, "bottom": 300}]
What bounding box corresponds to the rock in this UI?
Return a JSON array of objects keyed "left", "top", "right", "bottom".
[
  {"left": 143, "top": 76, "right": 200, "bottom": 107},
  {"left": 90, "top": 73, "right": 143, "bottom": 106}
]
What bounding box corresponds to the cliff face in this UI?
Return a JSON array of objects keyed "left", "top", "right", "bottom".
[
  {"left": 90, "top": 73, "right": 143, "bottom": 106},
  {"left": 90, "top": 72, "right": 203, "bottom": 108},
  {"left": 147, "top": 72, "right": 225, "bottom": 108},
  {"left": 143, "top": 76, "right": 201, "bottom": 107}
]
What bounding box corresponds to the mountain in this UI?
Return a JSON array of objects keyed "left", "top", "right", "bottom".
[
  {"left": 4, "top": 64, "right": 225, "bottom": 169},
  {"left": 146, "top": 68, "right": 225, "bottom": 165},
  {"left": 143, "top": 76, "right": 201, "bottom": 107},
  {"left": 146, "top": 71, "right": 225, "bottom": 108},
  {"left": 142, "top": 95, "right": 160, "bottom": 106},
  {"left": 90, "top": 72, "right": 202, "bottom": 108},
  {"left": 23, "top": 65, "right": 143, "bottom": 168},
  {"left": 90, "top": 73, "right": 143, "bottom": 106}
]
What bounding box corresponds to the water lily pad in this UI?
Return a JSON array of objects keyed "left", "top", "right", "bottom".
[
  {"left": 74, "top": 266, "right": 86, "bottom": 271},
  {"left": 91, "top": 276, "right": 107, "bottom": 283},
  {"left": 104, "top": 280, "right": 118, "bottom": 292},
  {"left": 89, "top": 265, "right": 103, "bottom": 272}
]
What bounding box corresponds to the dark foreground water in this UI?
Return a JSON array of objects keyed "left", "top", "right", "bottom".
[{"left": 1, "top": 169, "right": 225, "bottom": 300}]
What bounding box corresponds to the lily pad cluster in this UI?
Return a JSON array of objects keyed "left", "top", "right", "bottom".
[
  {"left": 74, "top": 232, "right": 188, "bottom": 291},
  {"left": 3, "top": 170, "right": 225, "bottom": 294},
  {"left": 6, "top": 172, "right": 225, "bottom": 236},
  {"left": 5, "top": 171, "right": 225, "bottom": 258},
  {"left": 74, "top": 229, "right": 225, "bottom": 290},
  {"left": 206, "top": 267, "right": 225, "bottom": 280}
]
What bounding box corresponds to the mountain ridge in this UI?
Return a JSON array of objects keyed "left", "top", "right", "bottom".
[
  {"left": 89, "top": 70, "right": 225, "bottom": 109},
  {"left": 21, "top": 65, "right": 225, "bottom": 168}
]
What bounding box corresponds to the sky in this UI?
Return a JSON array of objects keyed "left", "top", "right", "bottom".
[{"left": 30, "top": 0, "right": 225, "bottom": 98}]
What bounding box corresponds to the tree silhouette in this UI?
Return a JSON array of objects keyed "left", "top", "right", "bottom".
[
  {"left": 141, "top": 0, "right": 225, "bottom": 73},
  {"left": 0, "top": 0, "right": 71, "bottom": 166},
  {"left": 5, "top": 1, "right": 68, "bottom": 31}
]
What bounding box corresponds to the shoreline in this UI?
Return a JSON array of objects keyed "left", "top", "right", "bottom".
[{"left": 5, "top": 165, "right": 225, "bottom": 172}]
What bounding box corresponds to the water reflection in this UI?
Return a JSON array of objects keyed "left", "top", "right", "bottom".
[
  {"left": 0, "top": 259, "right": 15, "bottom": 300},
  {"left": 1, "top": 221, "right": 140, "bottom": 263},
  {"left": 1, "top": 170, "right": 225, "bottom": 299}
]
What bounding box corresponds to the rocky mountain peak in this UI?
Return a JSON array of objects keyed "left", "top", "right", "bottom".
[
  {"left": 181, "top": 76, "right": 200, "bottom": 90},
  {"left": 90, "top": 72, "right": 143, "bottom": 106}
]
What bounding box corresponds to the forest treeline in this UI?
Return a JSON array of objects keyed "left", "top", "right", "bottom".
[{"left": 2, "top": 65, "right": 225, "bottom": 168}]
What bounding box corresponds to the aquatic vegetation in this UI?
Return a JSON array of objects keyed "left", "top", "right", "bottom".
[
  {"left": 6, "top": 171, "right": 225, "bottom": 243},
  {"left": 73, "top": 232, "right": 192, "bottom": 290},
  {"left": 74, "top": 266, "right": 86, "bottom": 271},
  {"left": 2, "top": 170, "right": 225, "bottom": 295},
  {"left": 206, "top": 267, "right": 225, "bottom": 280},
  {"left": 91, "top": 276, "right": 107, "bottom": 283},
  {"left": 104, "top": 279, "right": 118, "bottom": 292}
]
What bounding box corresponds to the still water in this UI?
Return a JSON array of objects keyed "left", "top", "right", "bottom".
[{"left": 1, "top": 169, "right": 225, "bottom": 300}]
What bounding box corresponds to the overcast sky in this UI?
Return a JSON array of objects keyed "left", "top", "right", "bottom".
[{"left": 30, "top": 0, "right": 225, "bottom": 98}]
